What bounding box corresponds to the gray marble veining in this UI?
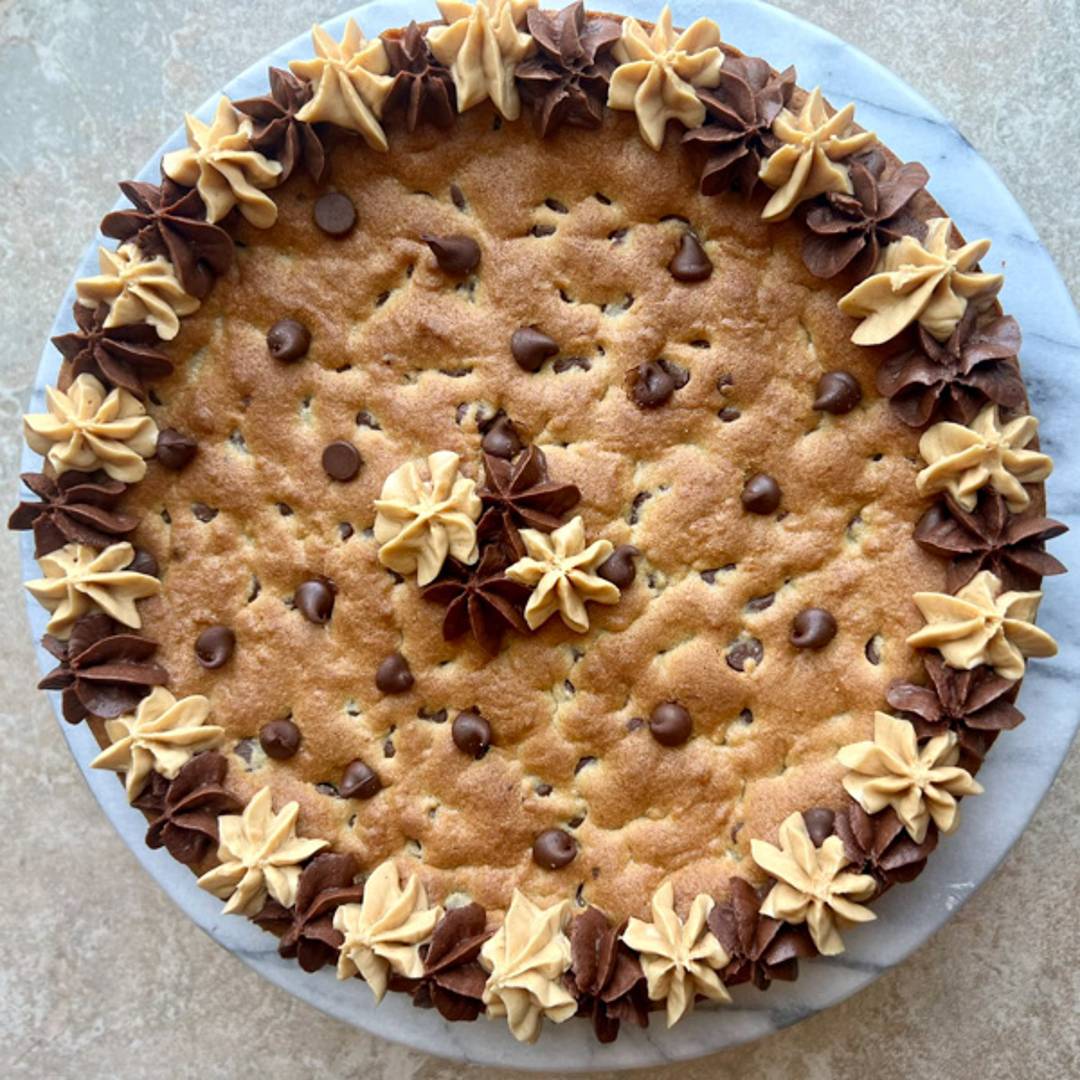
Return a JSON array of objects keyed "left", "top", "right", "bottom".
[{"left": 4, "top": 0, "right": 1079, "bottom": 1076}]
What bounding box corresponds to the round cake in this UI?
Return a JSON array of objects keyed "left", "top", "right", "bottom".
[{"left": 14, "top": 1, "right": 1067, "bottom": 1046}]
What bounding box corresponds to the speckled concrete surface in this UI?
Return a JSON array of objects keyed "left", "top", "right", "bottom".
[{"left": 1, "top": 1, "right": 1078, "bottom": 1076}]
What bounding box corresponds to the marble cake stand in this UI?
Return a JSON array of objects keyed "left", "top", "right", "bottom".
[{"left": 19, "top": 0, "right": 1080, "bottom": 1070}]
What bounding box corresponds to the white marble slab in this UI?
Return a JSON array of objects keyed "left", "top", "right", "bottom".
[{"left": 17, "top": 0, "right": 1080, "bottom": 1071}]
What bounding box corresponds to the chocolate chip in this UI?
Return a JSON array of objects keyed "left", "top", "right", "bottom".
[
  {"left": 267, "top": 318, "right": 311, "bottom": 363},
  {"left": 596, "top": 544, "right": 640, "bottom": 589},
  {"left": 450, "top": 183, "right": 467, "bottom": 210},
  {"left": 480, "top": 414, "right": 523, "bottom": 459},
  {"left": 630, "top": 360, "right": 675, "bottom": 407},
  {"left": 718, "top": 407, "right": 741, "bottom": 423},
  {"left": 511, "top": 326, "right": 559, "bottom": 372},
  {"left": 745, "top": 592, "right": 775, "bottom": 613},
  {"left": 192, "top": 502, "right": 218, "bottom": 523},
  {"left": 741, "top": 474, "right": 781, "bottom": 514},
  {"left": 339, "top": 522, "right": 354, "bottom": 540},
  {"left": 791, "top": 608, "right": 838, "bottom": 649},
  {"left": 536, "top": 782, "right": 553, "bottom": 796},
  {"left": 451, "top": 710, "right": 491, "bottom": 758},
  {"left": 156, "top": 428, "right": 197, "bottom": 470},
  {"left": 865, "top": 636, "right": 882, "bottom": 665},
  {"left": 313, "top": 192, "right": 357, "bottom": 237},
  {"left": 802, "top": 807, "right": 835, "bottom": 846},
  {"left": 126, "top": 548, "right": 158, "bottom": 577},
  {"left": 259, "top": 718, "right": 301, "bottom": 760},
  {"left": 813, "top": 371, "right": 863, "bottom": 414},
  {"left": 668, "top": 233, "right": 713, "bottom": 282},
  {"left": 295, "top": 579, "right": 335, "bottom": 624},
  {"left": 532, "top": 829, "right": 577, "bottom": 870},
  {"left": 726, "top": 637, "right": 764, "bottom": 672},
  {"left": 649, "top": 702, "right": 692, "bottom": 746},
  {"left": 194, "top": 625, "right": 235, "bottom": 669},
  {"left": 375, "top": 652, "right": 414, "bottom": 694},
  {"left": 340, "top": 760, "right": 381, "bottom": 800},
  {"left": 423, "top": 233, "right": 480, "bottom": 275},
  {"left": 321, "top": 440, "right": 362, "bottom": 482}
]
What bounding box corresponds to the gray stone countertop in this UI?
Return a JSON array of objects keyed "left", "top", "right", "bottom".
[{"left": 1, "top": 1, "right": 1077, "bottom": 1076}]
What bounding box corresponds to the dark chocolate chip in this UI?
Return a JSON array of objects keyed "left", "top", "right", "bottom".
[
  {"left": 259, "top": 718, "right": 301, "bottom": 760},
  {"left": 802, "top": 807, "right": 835, "bottom": 846},
  {"left": 865, "top": 636, "right": 882, "bottom": 665},
  {"left": 791, "top": 608, "right": 838, "bottom": 649},
  {"left": 726, "top": 637, "right": 764, "bottom": 672},
  {"left": 480, "top": 415, "right": 523, "bottom": 459},
  {"left": 532, "top": 828, "right": 578, "bottom": 870},
  {"left": 449, "top": 183, "right": 467, "bottom": 210},
  {"left": 718, "top": 407, "right": 741, "bottom": 422},
  {"left": 194, "top": 625, "right": 235, "bottom": 669},
  {"left": 313, "top": 192, "right": 357, "bottom": 237},
  {"left": 423, "top": 233, "right": 480, "bottom": 275},
  {"left": 339, "top": 522, "right": 354, "bottom": 540},
  {"left": 156, "top": 428, "right": 197, "bottom": 470},
  {"left": 813, "top": 371, "right": 863, "bottom": 414},
  {"left": 631, "top": 360, "right": 676, "bottom": 407},
  {"left": 745, "top": 592, "right": 775, "bottom": 613},
  {"left": 451, "top": 710, "right": 491, "bottom": 758},
  {"left": 375, "top": 652, "right": 414, "bottom": 694},
  {"left": 668, "top": 232, "right": 713, "bottom": 282},
  {"left": 510, "top": 326, "right": 559, "bottom": 372},
  {"left": 536, "top": 782, "right": 553, "bottom": 796},
  {"left": 322, "top": 440, "right": 362, "bottom": 482},
  {"left": 741, "top": 474, "right": 781, "bottom": 514},
  {"left": 596, "top": 544, "right": 640, "bottom": 589},
  {"left": 126, "top": 548, "right": 158, "bottom": 577},
  {"left": 192, "top": 502, "right": 218, "bottom": 523},
  {"left": 267, "top": 318, "right": 311, "bottom": 363},
  {"left": 340, "top": 759, "right": 381, "bottom": 800},
  {"left": 295, "top": 579, "right": 335, "bottom": 624},
  {"left": 649, "top": 702, "right": 692, "bottom": 746}
]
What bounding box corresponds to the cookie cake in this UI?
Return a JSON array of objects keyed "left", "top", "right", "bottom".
[{"left": 12, "top": 0, "right": 1068, "bottom": 1046}]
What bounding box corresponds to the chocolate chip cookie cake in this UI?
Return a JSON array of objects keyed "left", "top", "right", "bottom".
[{"left": 14, "top": 1, "right": 1067, "bottom": 1045}]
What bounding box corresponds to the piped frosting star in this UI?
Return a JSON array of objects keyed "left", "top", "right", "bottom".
[
  {"left": 479, "top": 890, "right": 576, "bottom": 1043},
  {"left": 197, "top": 787, "right": 328, "bottom": 916},
  {"left": 290, "top": 19, "right": 395, "bottom": 150},
  {"left": 427, "top": 0, "right": 538, "bottom": 121},
  {"left": 838, "top": 217, "right": 1004, "bottom": 346},
  {"left": 374, "top": 451, "right": 482, "bottom": 586},
  {"left": 750, "top": 812, "right": 876, "bottom": 955},
  {"left": 162, "top": 98, "right": 283, "bottom": 227},
  {"left": 24, "top": 541, "right": 160, "bottom": 639},
  {"left": 75, "top": 243, "right": 199, "bottom": 341},
  {"left": 333, "top": 860, "right": 443, "bottom": 1002},
  {"left": 916, "top": 403, "right": 1052, "bottom": 513},
  {"left": 23, "top": 374, "right": 158, "bottom": 483},
  {"left": 621, "top": 881, "right": 730, "bottom": 1027},
  {"left": 90, "top": 686, "right": 224, "bottom": 800},
  {"left": 505, "top": 515, "right": 619, "bottom": 632},
  {"left": 907, "top": 569, "right": 1057, "bottom": 680},
  {"left": 837, "top": 712, "right": 983, "bottom": 843},
  {"left": 607, "top": 5, "right": 724, "bottom": 151},
  {"left": 758, "top": 87, "right": 875, "bottom": 221}
]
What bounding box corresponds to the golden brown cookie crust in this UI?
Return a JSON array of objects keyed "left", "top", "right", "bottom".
[{"left": 109, "top": 102, "right": 948, "bottom": 922}]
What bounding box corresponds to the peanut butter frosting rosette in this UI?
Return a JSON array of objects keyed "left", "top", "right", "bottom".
[{"left": 12, "top": 0, "right": 1067, "bottom": 1051}]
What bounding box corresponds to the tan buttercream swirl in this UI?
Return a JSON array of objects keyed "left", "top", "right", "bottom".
[
  {"left": 607, "top": 5, "right": 724, "bottom": 151},
  {"left": 758, "top": 87, "right": 875, "bottom": 222},
  {"left": 838, "top": 217, "right": 1004, "bottom": 346},
  {"left": 90, "top": 687, "right": 224, "bottom": 800},
  {"left": 333, "top": 860, "right": 443, "bottom": 1002},
  {"left": 163, "top": 97, "right": 282, "bottom": 228},
  {"left": 479, "top": 890, "right": 576, "bottom": 1043},
  {"left": 374, "top": 450, "right": 482, "bottom": 586},
  {"left": 75, "top": 243, "right": 199, "bottom": 341},
  {"left": 907, "top": 569, "right": 1057, "bottom": 681},
  {"left": 427, "top": 0, "right": 538, "bottom": 121},
  {"left": 24, "top": 541, "right": 160, "bottom": 639},
  {"left": 837, "top": 712, "right": 983, "bottom": 843},
  {"left": 196, "top": 787, "right": 328, "bottom": 916},
  {"left": 505, "top": 515, "right": 619, "bottom": 632},
  {"left": 916, "top": 403, "right": 1052, "bottom": 513},
  {"left": 750, "top": 812, "right": 876, "bottom": 956},
  {"left": 23, "top": 373, "right": 158, "bottom": 483},
  {"left": 621, "top": 881, "right": 730, "bottom": 1027},
  {"left": 290, "top": 19, "right": 394, "bottom": 151}
]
